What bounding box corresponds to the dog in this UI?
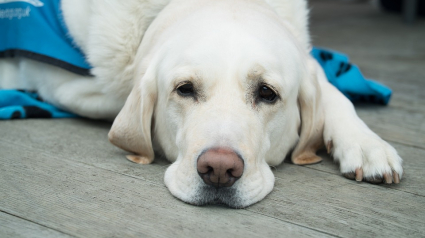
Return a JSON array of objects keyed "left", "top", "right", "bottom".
[{"left": 0, "top": 0, "right": 403, "bottom": 208}]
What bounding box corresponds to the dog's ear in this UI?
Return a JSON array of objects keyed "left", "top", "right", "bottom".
[
  {"left": 108, "top": 74, "right": 157, "bottom": 164},
  {"left": 291, "top": 57, "right": 325, "bottom": 165}
]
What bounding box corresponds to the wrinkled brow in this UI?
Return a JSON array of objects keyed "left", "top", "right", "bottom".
[
  {"left": 171, "top": 71, "right": 202, "bottom": 90},
  {"left": 245, "top": 64, "right": 284, "bottom": 97},
  {"left": 247, "top": 65, "right": 266, "bottom": 83}
]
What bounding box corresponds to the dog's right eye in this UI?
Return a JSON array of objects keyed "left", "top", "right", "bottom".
[
  {"left": 258, "top": 84, "right": 278, "bottom": 103},
  {"left": 176, "top": 82, "right": 195, "bottom": 97}
]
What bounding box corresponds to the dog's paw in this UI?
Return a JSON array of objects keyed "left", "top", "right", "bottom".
[{"left": 326, "top": 128, "right": 403, "bottom": 184}]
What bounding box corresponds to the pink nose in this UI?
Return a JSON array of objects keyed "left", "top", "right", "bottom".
[{"left": 197, "top": 148, "right": 244, "bottom": 188}]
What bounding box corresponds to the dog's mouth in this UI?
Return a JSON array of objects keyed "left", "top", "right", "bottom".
[
  {"left": 190, "top": 185, "right": 245, "bottom": 208},
  {"left": 164, "top": 154, "right": 274, "bottom": 209}
]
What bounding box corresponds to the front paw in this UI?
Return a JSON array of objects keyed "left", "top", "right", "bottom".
[{"left": 327, "top": 133, "right": 403, "bottom": 184}]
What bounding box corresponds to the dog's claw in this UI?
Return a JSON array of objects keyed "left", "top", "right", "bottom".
[
  {"left": 326, "top": 140, "right": 333, "bottom": 154},
  {"left": 345, "top": 168, "right": 400, "bottom": 185},
  {"left": 355, "top": 168, "right": 363, "bottom": 182},
  {"left": 393, "top": 171, "right": 400, "bottom": 184},
  {"left": 383, "top": 173, "right": 392, "bottom": 184}
]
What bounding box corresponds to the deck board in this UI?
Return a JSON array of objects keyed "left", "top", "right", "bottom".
[
  {"left": 0, "top": 212, "right": 73, "bottom": 238},
  {"left": 357, "top": 106, "right": 425, "bottom": 149},
  {"left": 1, "top": 120, "right": 424, "bottom": 237},
  {"left": 0, "top": 142, "right": 331, "bottom": 238}
]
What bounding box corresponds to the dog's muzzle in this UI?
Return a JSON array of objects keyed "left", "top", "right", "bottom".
[{"left": 197, "top": 148, "right": 244, "bottom": 188}]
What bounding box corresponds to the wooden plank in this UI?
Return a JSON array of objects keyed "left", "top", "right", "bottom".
[
  {"left": 355, "top": 106, "right": 425, "bottom": 149},
  {"left": 1, "top": 119, "right": 425, "bottom": 237},
  {"left": 0, "top": 142, "right": 331, "bottom": 238},
  {"left": 249, "top": 163, "right": 425, "bottom": 238},
  {"left": 0, "top": 212, "right": 74, "bottom": 238},
  {"left": 0, "top": 119, "right": 168, "bottom": 186},
  {"left": 309, "top": 0, "right": 425, "bottom": 62}
]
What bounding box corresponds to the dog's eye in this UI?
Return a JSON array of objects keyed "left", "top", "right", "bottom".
[
  {"left": 258, "top": 85, "right": 277, "bottom": 103},
  {"left": 177, "top": 83, "right": 195, "bottom": 97}
]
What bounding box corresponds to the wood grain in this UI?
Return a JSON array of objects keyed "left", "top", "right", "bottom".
[
  {"left": 0, "top": 142, "right": 330, "bottom": 238},
  {"left": 0, "top": 212, "right": 73, "bottom": 238}
]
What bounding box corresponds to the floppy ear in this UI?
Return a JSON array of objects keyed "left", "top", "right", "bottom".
[
  {"left": 108, "top": 75, "right": 157, "bottom": 164},
  {"left": 291, "top": 57, "right": 325, "bottom": 165}
]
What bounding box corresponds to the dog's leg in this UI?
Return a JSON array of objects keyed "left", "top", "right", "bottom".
[
  {"left": 315, "top": 60, "right": 403, "bottom": 184},
  {"left": 52, "top": 79, "right": 125, "bottom": 119},
  {"left": 0, "top": 58, "right": 125, "bottom": 119}
]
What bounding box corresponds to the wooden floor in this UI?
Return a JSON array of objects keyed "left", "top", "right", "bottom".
[{"left": 1, "top": 1, "right": 424, "bottom": 237}]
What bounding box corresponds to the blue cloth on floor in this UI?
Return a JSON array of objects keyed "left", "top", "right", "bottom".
[
  {"left": 311, "top": 47, "right": 392, "bottom": 105},
  {"left": 0, "top": 90, "right": 77, "bottom": 119},
  {"left": 0, "top": 47, "right": 392, "bottom": 120}
]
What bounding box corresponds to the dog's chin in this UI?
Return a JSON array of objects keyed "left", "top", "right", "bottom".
[
  {"left": 188, "top": 186, "right": 243, "bottom": 208},
  {"left": 164, "top": 162, "right": 275, "bottom": 208}
]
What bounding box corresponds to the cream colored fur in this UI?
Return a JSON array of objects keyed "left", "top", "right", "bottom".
[{"left": 0, "top": 0, "right": 403, "bottom": 208}]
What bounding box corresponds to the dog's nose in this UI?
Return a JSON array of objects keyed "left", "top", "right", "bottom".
[{"left": 197, "top": 148, "right": 244, "bottom": 188}]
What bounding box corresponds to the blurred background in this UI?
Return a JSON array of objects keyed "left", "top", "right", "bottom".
[{"left": 309, "top": 0, "right": 424, "bottom": 111}]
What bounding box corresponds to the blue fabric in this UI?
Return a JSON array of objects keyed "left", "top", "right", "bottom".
[
  {"left": 0, "top": 90, "right": 77, "bottom": 119},
  {"left": 0, "top": 47, "right": 392, "bottom": 119},
  {"left": 311, "top": 47, "right": 392, "bottom": 105},
  {"left": 0, "top": 0, "right": 91, "bottom": 75}
]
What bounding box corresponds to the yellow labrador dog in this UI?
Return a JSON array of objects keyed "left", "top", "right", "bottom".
[{"left": 0, "top": 0, "right": 403, "bottom": 208}]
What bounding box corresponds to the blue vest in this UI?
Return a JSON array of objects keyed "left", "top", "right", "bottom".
[{"left": 0, "top": 0, "right": 91, "bottom": 75}]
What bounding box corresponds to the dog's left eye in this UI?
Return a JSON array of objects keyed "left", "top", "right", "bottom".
[
  {"left": 176, "top": 82, "right": 195, "bottom": 97},
  {"left": 258, "top": 85, "right": 277, "bottom": 103}
]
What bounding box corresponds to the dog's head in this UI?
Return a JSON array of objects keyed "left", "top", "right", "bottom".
[{"left": 109, "top": 0, "right": 323, "bottom": 208}]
